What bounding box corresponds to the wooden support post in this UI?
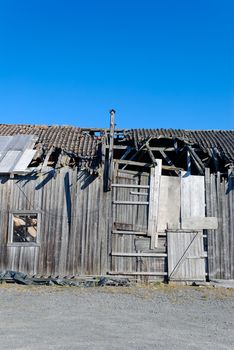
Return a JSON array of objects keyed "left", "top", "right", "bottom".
[
  {"left": 148, "top": 159, "right": 162, "bottom": 248},
  {"left": 107, "top": 109, "right": 115, "bottom": 191}
]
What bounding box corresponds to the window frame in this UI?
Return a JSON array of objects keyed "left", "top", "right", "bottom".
[{"left": 8, "top": 210, "right": 41, "bottom": 247}]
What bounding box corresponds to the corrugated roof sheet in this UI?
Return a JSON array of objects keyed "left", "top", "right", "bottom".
[
  {"left": 0, "top": 124, "right": 100, "bottom": 158},
  {"left": 0, "top": 135, "right": 37, "bottom": 173},
  {"left": 123, "top": 129, "right": 234, "bottom": 162}
]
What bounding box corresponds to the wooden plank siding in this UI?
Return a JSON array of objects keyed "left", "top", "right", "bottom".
[
  {"left": 110, "top": 168, "right": 167, "bottom": 281},
  {"left": 167, "top": 230, "right": 206, "bottom": 281},
  {"left": 0, "top": 165, "right": 233, "bottom": 281},
  {"left": 205, "top": 168, "right": 234, "bottom": 279},
  {"left": 0, "top": 168, "right": 110, "bottom": 276}
]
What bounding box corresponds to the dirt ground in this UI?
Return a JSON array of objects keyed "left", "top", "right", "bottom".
[{"left": 0, "top": 283, "right": 233, "bottom": 350}]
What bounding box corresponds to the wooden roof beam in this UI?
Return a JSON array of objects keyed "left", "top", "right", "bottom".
[
  {"left": 159, "top": 150, "right": 180, "bottom": 175},
  {"left": 187, "top": 146, "right": 205, "bottom": 175},
  {"left": 145, "top": 143, "right": 157, "bottom": 165},
  {"left": 121, "top": 138, "right": 151, "bottom": 170}
]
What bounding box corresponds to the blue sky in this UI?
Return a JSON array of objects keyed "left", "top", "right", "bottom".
[{"left": 0, "top": 0, "right": 233, "bottom": 129}]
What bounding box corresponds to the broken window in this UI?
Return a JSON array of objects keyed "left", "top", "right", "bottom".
[{"left": 11, "top": 213, "right": 38, "bottom": 243}]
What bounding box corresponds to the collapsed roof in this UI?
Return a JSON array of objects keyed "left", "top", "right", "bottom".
[
  {"left": 123, "top": 129, "right": 234, "bottom": 164},
  {"left": 0, "top": 124, "right": 233, "bottom": 174}
]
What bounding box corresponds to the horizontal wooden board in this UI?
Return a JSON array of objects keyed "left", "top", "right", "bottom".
[
  {"left": 113, "top": 200, "right": 149, "bottom": 205},
  {"left": 112, "top": 230, "right": 147, "bottom": 235},
  {"left": 111, "top": 252, "right": 167, "bottom": 257},
  {"left": 111, "top": 184, "right": 150, "bottom": 189},
  {"left": 108, "top": 271, "right": 168, "bottom": 276},
  {"left": 181, "top": 217, "right": 218, "bottom": 230}
]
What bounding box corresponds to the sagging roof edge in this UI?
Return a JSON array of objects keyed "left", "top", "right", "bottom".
[{"left": 0, "top": 125, "right": 233, "bottom": 173}]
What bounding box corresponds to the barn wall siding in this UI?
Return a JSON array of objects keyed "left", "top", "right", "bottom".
[
  {"left": 0, "top": 167, "right": 233, "bottom": 280},
  {"left": 205, "top": 168, "right": 234, "bottom": 279},
  {"left": 0, "top": 168, "right": 110, "bottom": 276}
]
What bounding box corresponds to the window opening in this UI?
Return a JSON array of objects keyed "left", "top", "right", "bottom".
[{"left": 12, "top": 213, "right": 38, "bottom": 243}]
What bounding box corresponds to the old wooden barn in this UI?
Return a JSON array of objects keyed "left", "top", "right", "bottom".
[{"left": 0, "top": 113, "right": 233, "bottom": 282}]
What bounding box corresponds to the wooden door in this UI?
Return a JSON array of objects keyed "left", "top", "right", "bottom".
[{"left": 167, "top": 230, "right": 206, "bottom": 281}]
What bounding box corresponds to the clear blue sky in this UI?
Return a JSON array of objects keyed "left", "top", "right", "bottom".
[{"left": 0, "top": 0, "right": 233, "bottom": 129}]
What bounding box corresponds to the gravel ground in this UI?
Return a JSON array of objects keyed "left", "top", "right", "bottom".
[{"left": 0, "top": 284, "right": 233, "bottom": 350}]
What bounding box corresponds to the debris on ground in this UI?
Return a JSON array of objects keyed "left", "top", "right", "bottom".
[{"left": 0, "top": 270, "right": 130, "bottom": 287}]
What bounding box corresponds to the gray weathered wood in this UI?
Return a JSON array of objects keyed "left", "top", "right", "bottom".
[
  {"left": 145, "top": 143, "right": 157, "bottom": 165},
  {"left": 148, "top": 160, "right": 162, "bottom": 248},
  {"left": 130, "top": 191, "right": 148, "bottom": 196},
  {"left": 111, "top": 252, "right": 167, "bottom": 257},
  {"left": 108, "top": 271, "right": 167, "bottom": 276},
  {"left": 167, "top": 230, "right": 206, "bottom": 281},
  {"left": 157, "top": 176, "right": 180, "bottom": 232},
  {"left": 116, "top": 159, "right": 151, "bottom": 167},
  {"left": 113, "top": 200, "right": 149, "bottom": 205},
  {"left": 205, "top": 170, "right": 234, "bottom": 279},
  {"left": 112, "top": 183, "right": 149, "bottom": 189},
  {"left": 181, "top": 172, "right": 205, "bottom": 219},
  {"left": 107, "top": 109, "right": 115, "bottom": 191},
  {"left": 112, "top": 230, "right": 147, "bottom": 235},
  {"left": 181, "top": 217, "right": 218, "bottom": 230},
  {"left": 0, "top": 169, "right": 109, "bottom": 276}
]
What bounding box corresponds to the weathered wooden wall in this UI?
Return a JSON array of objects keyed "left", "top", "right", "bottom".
[
  {"left": 111, "top": 169, "right": 167, "bottom": 281},
  {"left": 0, "top": 167, "right": 110, "bottom": 276},
  {"left": 0, "top": 165, "right": 233, "bottom": 281},
  {"left": 205, "top": 168, "right": 234, "bottom": 279}
]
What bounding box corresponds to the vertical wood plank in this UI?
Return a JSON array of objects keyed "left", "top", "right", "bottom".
[
  {"left": 181, "top": 172, "right": 205, "bottom": 219},
  {"left": 148, "top": 160, "right": 162, "bottom": 248}
]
